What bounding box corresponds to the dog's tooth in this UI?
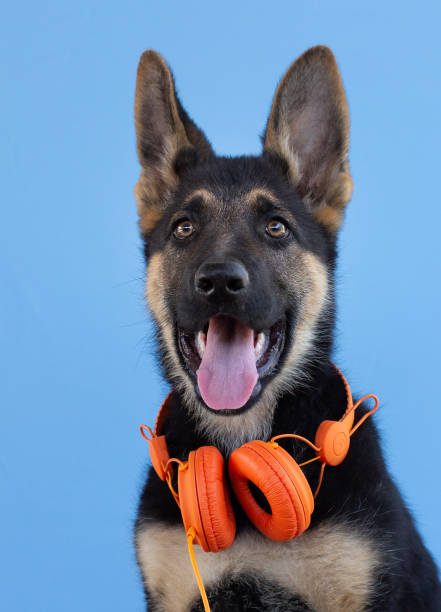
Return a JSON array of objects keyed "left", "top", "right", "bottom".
[
  {"left": 254, "top": 332, "right": 266, "bottom": 360},
  {"left": 196, "top": 331, "right": 206, "bottom": 358}
]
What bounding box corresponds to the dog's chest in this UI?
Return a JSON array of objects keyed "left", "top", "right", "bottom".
[{"left": 136, "top": 521, "right": 379, "bottom": 612}]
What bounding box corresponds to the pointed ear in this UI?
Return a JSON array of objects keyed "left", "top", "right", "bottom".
[
  {"left": 134, "top": 50, "right": 214, "bottom": 234},
  {"left": 263, "top": 46, "right": 353, "bottom": 234}
]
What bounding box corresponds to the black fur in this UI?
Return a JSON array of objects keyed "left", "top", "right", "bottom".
[
  {"left": 133, "top": 47, "right": 441, "bottom": 611},
  {"left": 190, "top": 573, "right": 313, "bottom": 611},
  {"left": 145, "top": 155, "right": 337, "bottom": 407},
  {"left": 136, "top": 363, "right": 441, "bottom": 610}
]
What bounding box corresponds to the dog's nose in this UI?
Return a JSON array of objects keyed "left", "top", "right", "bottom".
[{"left": 195, "top": 260, "right": 249, "bottom": 300}]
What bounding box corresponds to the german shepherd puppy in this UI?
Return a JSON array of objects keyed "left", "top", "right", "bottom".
[{"left": 133, "top": 46, "right": 441, "bottom": 611}]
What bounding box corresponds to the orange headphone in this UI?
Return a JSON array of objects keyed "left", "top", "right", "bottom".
[
  {"left": 140, "top": 366, "right": 378, "bottom": 610},
  {"left": 140, "top": 365, "right": 378, "bottom": 553}
]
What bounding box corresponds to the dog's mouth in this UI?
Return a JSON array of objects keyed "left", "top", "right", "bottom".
[{"left": 178, "top": 315, "right": 286, "bottom": 411}]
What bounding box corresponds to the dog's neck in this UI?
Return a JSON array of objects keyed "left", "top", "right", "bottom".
[{"left": 159, "top": 361, "right": 349, "bottom": 458}]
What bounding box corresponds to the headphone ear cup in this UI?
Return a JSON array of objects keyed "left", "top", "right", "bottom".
[
  {"left": 178, "top": 446, "right": 236, "bottom": 552},
  {"left": 315, "top": 420, "right": 350, "bottom": 466},
  {"left": 229, "top": 441, "right": 314, "bottom": 541}
]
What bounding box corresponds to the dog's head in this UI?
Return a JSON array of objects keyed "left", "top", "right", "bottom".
[{"left": 134, "top": 46, "right": 352, "bottom": 451}]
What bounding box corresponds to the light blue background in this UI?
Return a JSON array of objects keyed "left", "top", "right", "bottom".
[{"left": 1, "top": 2, "right": 440, "bottom": 610}]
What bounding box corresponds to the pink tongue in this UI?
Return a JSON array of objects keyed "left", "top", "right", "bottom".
[{"left": 197, "top": 316, "right": 258, "bottom": 411}]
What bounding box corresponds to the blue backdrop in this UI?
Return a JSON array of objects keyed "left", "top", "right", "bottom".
[{"left": 1, "top": 2, "right": 440, "bottom": 610}]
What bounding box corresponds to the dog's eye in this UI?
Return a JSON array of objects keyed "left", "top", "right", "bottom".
[
  {"left": 173, "top": 219, "right": 195, "bottom": 240},
  {"left": 266, "top": 219, "right": 288, "bottom": 238}
]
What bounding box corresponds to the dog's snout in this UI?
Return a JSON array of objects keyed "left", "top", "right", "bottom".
[{"left": 195, "top": 260, "right": 249, "bottom": 300}]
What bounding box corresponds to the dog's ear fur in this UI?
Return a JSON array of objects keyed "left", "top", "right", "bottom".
[
  {"left": 263, "top": 46, "right": 353, "bottom": 234},
  {"left": 134, "top": 50, "right": 214, "bottom": 234}
]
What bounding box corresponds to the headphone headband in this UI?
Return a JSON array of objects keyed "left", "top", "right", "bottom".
[{"left": 154, "top": 391, "right": 174, "bottom": 436}]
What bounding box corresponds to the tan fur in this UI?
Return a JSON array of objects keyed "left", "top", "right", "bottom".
[
  {"left": 145, "top": 220, "right": 329, "bottom": 454},
  {"left": 136, "top": 521, "right": 380, "bottom": 612},
  {"left": 134, "top": 51, "right": 215, "bottom": 236},
  {"left": 146, "top": 253, "right": 184, "bottom": 390},
  {"left": 146, "top": 252, "right": 168, "bottom": 325},
  {"left": 243, "top": 187, "right": 279, "bottom": 205},
  {"left": 181, "top": 187, "right": 281, "bottom": 216},
  {"left": 264, "top": 46, "right": 353, "bottom": 233},
  {"left": 313, "top": 206, "right": 343, "bottom": 236},
  {"left": 265, "top": 251, "right": 330, "bottom": 399},
  {"left": 182, "top": 188, "right": 217, "bottom": 207},
  {"left": 134, "top": 51, "right": 190, "bottom": 160},
  {"left": 135, "top": 177, "right": 166, "bottom": 234},
  {"left": 134, "top": 51, "right": 198, "bottom": 236},
  {"left": 134, "top": 143, "right": 180, "bottom": 236},
  {"left": 133, "top": 47, "right": 379, "bottom": 612},
  {"left": 188, "top": 251, "right": 329, "bottom": 453}
]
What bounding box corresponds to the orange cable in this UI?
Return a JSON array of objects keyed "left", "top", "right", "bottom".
[
  {"left": 164, "top": 457, "right": 186, "bottom": 472},
  {"left": 163, "top": 458, "right": 187, "bottom": 507},
  {"left": 186, "top": 528, "right": 211, "bottom": 612},
  {"left": 165, "top": 472, "right": 180, "bottom": 507},
  {"left": 314, "top": 462, "right": 326, "bottom": 499},
  {"left": 270, "top": 433, "right": 321, "bottom": 453},
  {"left": 298, "top": 456, "right": 320, "bottom": 468},
  {"left": 139, "top": 424, "right": 154, "bottom": 442},
  {"left": 349, "top": 394, "right": 379, "bottom": 436}
]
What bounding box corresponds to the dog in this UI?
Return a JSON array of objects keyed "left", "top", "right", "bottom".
[{"left": 132, "top": 46, "right": 441, "bottom": 611}]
